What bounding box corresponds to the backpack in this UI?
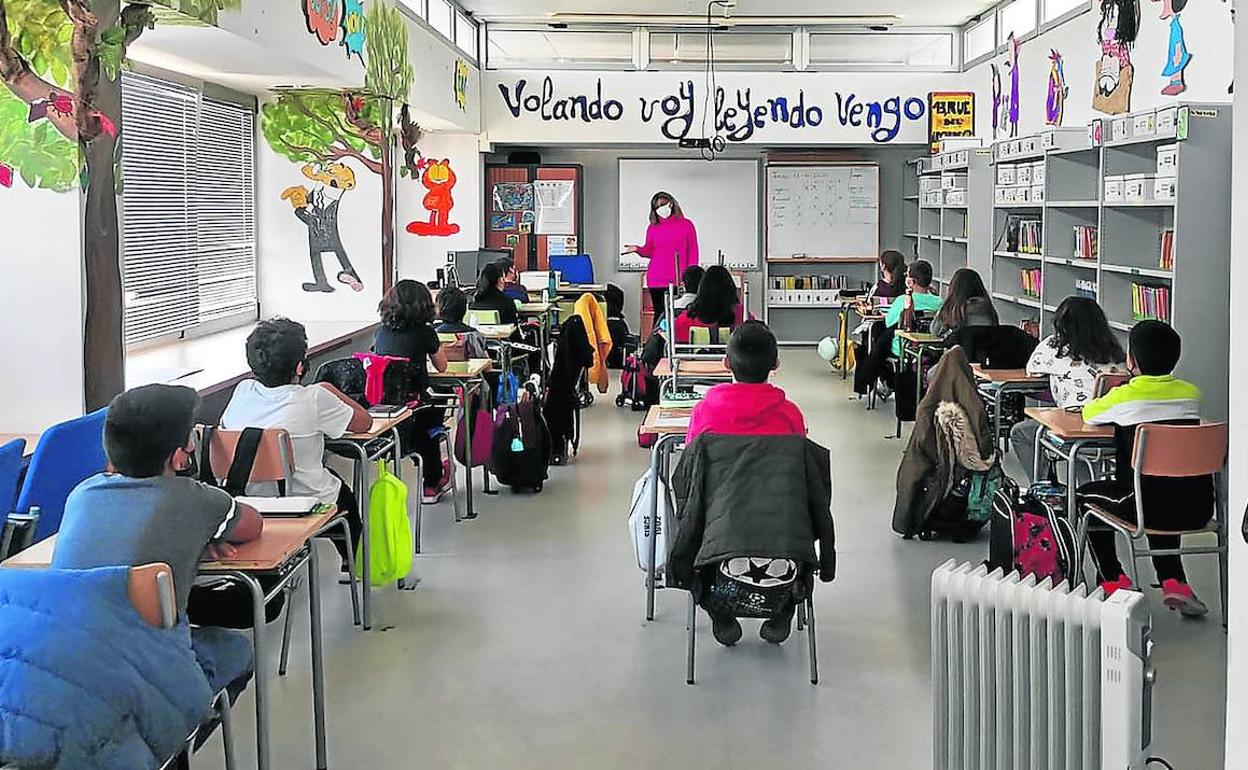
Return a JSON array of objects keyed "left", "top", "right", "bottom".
[
  {"left": 619, "top": 354, "right": 651, "bottom": 411},
  {"left": 490, "top": 388, "right": 551, "bottom": 492},
  {"left": 628, "top": 467, "right": 670, "bottom": 573},
  {"left": 356, "top": 460, "right": 413, "bottom": 586},
  {"left": 988, "top": 475, "right": 1077, "bottom": 583},
  {"left": 966, "top": 464, "right": 1005, "bottom": 525}
]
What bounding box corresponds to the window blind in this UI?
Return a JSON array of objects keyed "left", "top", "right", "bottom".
[{"left": 121, "top": 72, "right": 257, "bottom": 346}]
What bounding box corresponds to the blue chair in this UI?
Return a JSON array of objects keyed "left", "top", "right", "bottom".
[
  {"left": 550, "top": 254, "right": 594, "bottom": 285},
  {"left": 0, "top": 438, "right": 27, "bottom": 514},
  {"left": 13, "top": 407, "right": 108, "bottom": 544}
]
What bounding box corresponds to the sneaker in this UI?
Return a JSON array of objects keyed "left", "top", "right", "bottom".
[
  {"left": 1099, "top": 574, "right": 1134, "bottom": 596},
  {"left": 710, "top": 614, "right": 742, "bottom": 647},
  {"left": 760, "top": 608, "right": 795, "bottom": 645},
  {"left": 1161, "top": 578, "right": 1209, "bottom": 618},
  {"left": 422, "top": 485, "right": 444, "bottom": 504}
]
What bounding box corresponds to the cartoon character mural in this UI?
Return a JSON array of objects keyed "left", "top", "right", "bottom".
[
  {"left": 1046, "top": 49, "right": 1069, "bottom": 126},
  {"left": 1005, "top": 34, "right": 1021, "bottom": 138},
  {"left": 406, "top": 159, "right": 461, "bottom": 237},
  {"left": 281, "top": 163, "right": 364, "bottom": 293},
  {"left": 453, "top": 59, "right": 470, "bottom": 111},
  {"left": 1153, "top": 0, "right": 1192, "bottom": 96},
  {"left": 1094, "top": 0, "right": 1139, "bottom": 115},
  {"left": 991, "top": 64, "right": 1005, "bottom": 139},
  {"left": 342, "top": 0, "right": 366, "bottom": 62},
  {"left": 304, "top": 0, "right": 343, "bottom": 45}
]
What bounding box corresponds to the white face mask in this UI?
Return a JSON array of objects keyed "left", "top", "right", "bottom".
[{"left": 655, "top": 204, "right": 673, "bottom": 219}]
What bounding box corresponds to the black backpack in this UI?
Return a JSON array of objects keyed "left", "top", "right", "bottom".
[
  {"left": 987, "top": 476, "right": 1077, "bottom": 583},
  {"left": 490, "top": 387, "right": 552, "bottom": 493}
]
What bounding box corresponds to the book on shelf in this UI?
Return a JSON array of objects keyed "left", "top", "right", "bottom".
[
  {"left": 1020, "top": 267, "right": 1042, "bottom": 298},
  {"left": 1131, "top": 283, "right": 1171, "bottom": 323},
  {"left": 1073, "top": 225, "right": 1099, "bottom": 261},
  {"left": 1159, "top": 229, "right": 1175, "bottom": 271},
  {"left": 1003, "top": 217, "right": 1043, "bottom": 255},
  {"left": 1075, "top": 279, "right": 1098, "bottom": 300}
]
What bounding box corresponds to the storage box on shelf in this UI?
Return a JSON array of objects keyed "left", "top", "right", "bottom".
[
  {"left": 762, "top": 256, "right": 876, "bottom": 345},
  {"left": 916, "top": 146, "right": 992, "bottom": 291}
]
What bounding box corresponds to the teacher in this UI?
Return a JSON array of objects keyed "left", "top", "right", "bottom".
[{"left": 622, "top": 191, "right": 700, "bottom": 320}]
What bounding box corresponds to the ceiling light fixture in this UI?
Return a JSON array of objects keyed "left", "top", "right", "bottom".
[{"left": 537, "top": 13, "right": 901, "bottom": 28}]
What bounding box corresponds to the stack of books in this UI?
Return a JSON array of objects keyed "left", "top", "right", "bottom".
[
  {"left": 1075, "top": 279, "right": 1097, "bottom": 300},
  {"left": 1008, "top": 219, "right": 1043, "bottom": 255},
  {"left": 1020, "top": 268, "right": 1042, "bottom": 298},
  {"left": 1132, "top": 283, "right": 1171, "bottom": 322},
  {"left": 1073, "top": 225, "right": 1098, "bottom": 261},
  {"left": 1159, "top": 229, "right": 1175, "bottom": 271}
]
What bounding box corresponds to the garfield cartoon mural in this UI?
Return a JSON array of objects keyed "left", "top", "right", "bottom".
[
  {"left": 281, "top": 163, "right": 365, "bottom": 293},
  {"left": 406, "top": 159, "right": 461, "bottom": 237}
]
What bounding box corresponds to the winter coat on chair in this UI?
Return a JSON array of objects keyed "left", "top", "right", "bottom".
[
  {"left": 575, "top": 292, "right": 613, "bottom": 393},
  {"left": 670, "top": 434, "right": 836, "bottom": 591},
  {"left": 893, "top": 346, "right": 995, "bottom": 536},
  {"left": 544, "top": 315, "right": 595, "bottom": 452}
]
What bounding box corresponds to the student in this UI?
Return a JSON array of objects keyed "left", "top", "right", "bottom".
[
  {"left": 872, "top": 249, "right": 908, "bottom": 300},
  {"left": 435, "top": 285, "right": 489, "bottom": 359},
  {"left": 220, "top": 318, "right": 372, "bottom": 568},
  {"left": 471, "top": 262, "right": 520, "bottom": 325},
  {"left": 930, "top": 268, "right": 990, "bottom": 337},
  {"left": 374, "top": 280, "right": 452, "bottom": 502},
  {"left": 673, "top": 265, "right": 705, "bottom": 310},
  {"left": 54, "top": 384, "right": 264, "bottom": 619},
  {"left": 673, "top": 265, "right": 746, "bottom": 344},
  {"left": 1010, "top": 296, "right": 1128, "bottom": 477},
  {"left": 884, "top": 259, "right": 942, "bottom": 356},
  {"left": 1077, "top": 321, "right": 1212, "bottom": 616},
  {"left": 495, "top": 256, "right": 530, "bottom": 302},
  {"left": 683, "top": 321, "right": 811, "bottom": 646}
]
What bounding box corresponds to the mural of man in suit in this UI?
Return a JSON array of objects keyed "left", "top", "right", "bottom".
[{"left": 281, "top": 163, "right": 364, "bottom": 293}]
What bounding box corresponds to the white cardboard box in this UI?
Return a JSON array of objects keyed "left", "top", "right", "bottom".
[
  {"left": 1031, "top": 161, "right": 1046, "bottom": 187},
  {"left": 1133, "top": 112, "right": 1157, "bottom": 138},
  {"left": 1104, "top": 176, "right": 1125, "bottom": 203},
  {"left": 1153, "top": 176, "right": 1177, "bottom": 201},
  {"left": 1157, "top": 106, "right": 1178, "bottom": 134},
  {"left": 1156, "top": 144, "right": 1179, "bottom": 176},
  {"left": 1031, "top": 185, "right": 1046, "bottom": 203},
  {"left": 1112, "top": 118, "right": 1131, "bottom": 141},
  {"left": 945, "top": 189, "right": 967, "bottom": 206},
  {"left": 997, "top": 164, "right": 1016, "bottom": 185},
  {"left": 995, "top": 187, "right": 1009, "bottom": 204},
  {"left": 1124, "top": 173, "right": 1153, "bottom": 203},
  {"left": 1017, "top": 165, "right": 1033, "bottom": 186}
]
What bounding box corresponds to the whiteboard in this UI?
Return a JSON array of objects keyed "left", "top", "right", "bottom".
[
  {"left": 618, "top": 159, "right": 759, "bottom": 272},
  {"left": 766, "top": 165, "right": 880, "bottom": 260}
]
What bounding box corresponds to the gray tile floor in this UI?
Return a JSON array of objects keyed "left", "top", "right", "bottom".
[{"left": 198, "top": 351, "right": 1226, "bottom": 769}]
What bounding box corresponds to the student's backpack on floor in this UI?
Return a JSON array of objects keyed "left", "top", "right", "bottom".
[
  {"left": 490, "top": 386, "right": 551, "bottom": 493},
  {"left": 628, "top": 467, "right": 671, "bottom": 573},
  {"left": 617, "top": 353, "right": 651, "bottom": 411},
  {"left": 988, "top": 476, "right": 1077, "bottom": 583},
  {"left": 357, "top": 460, "right": 413, "bottom": 586}
]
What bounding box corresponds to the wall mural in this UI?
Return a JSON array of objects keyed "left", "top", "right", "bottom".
[
  {"left": 453, "top": 58, "right": 469, "bottom": 111},
  {"left": 263, "top": 0, "right": 412, "bottom": 293},
  {"left": 1153, "top": 0, "right": 1191, "bottom": 96},
  {"left": 1045, "top": 49, "right": 1068, "bottom": 126},
  {"left": 1094, "top": 0, "right": 1139, "bottom": 115},
  {"left": 1005, "top": 33, "right": 1021, "bottom": 138},
  {"left": 342, "top": 0, "right": 365, "bottom": 61},
  {"left": 302, "top": 0, "right": 366, "bottom": 62},
  {"left": 407, "top": 159, "right": 459, "bottom": 236},
  {"left": 991, "top": 64, "right": 1004, "bottom": 139}
]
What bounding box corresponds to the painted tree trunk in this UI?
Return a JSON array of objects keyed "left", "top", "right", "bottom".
[{"left": 380, "top": 125, "right": 395, "bottom": 293}]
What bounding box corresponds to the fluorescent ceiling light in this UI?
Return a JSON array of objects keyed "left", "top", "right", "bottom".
[{"left": 527, "top": 13, "right": 901, "bottom": 27}]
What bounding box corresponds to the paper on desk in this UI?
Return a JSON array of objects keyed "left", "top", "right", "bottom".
[{"left": 235, "top": 496, "right": 319, "bottom": 514}]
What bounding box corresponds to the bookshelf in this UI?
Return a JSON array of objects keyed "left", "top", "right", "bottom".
[
  {"left": 915, "top": 147, "right": 993, "bottom": 293},
  {"left": 986, "top": 105, "right": 1232, "bottom": 419},
  {"left": 763, "top": 257, "right": 877, "bottom": 345},
  {"left": 902, "top": 158, "right": 920, "bottom": 258}
]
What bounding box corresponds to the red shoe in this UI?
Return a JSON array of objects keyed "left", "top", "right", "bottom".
[
  {"left": 1099, "top": 574, "right": 1134, "bottom": 596},
  {"left": 1161, "top": 579, "right": 1209, "bottom": 618}
]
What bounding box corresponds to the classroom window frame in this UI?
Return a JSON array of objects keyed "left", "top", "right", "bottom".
[
  {"left": 394, "top": 0, "right": 479, "bottom": 66},
  {"left": 805, "top": 28, "right": 958, "bottom": 71},
  {"left": 485, "top": 26, "right": 641, "bottom": 70},
  {"left": 960, "top": 0, "right": 1092, "bottom": 70}
]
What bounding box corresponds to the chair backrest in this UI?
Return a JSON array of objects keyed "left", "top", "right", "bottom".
[
  {"left": 0, "top": 438, "right": 27, "bottom": 514},
  {"left": 438, "top": 332, "right": 470, "bottom": 362},
  {"left": 466, "top": 309, "right": 500, "bottom": 328},
  {"left": 129, "top": 562, "right": 177, "bottom": 629},
  {"left": 1093, "top": 372, "right": 1131, "bottom": 398},
  {"left": 688, "top": 325, "right": 727, "bottom": 346},
  {"left": 15, "top": 408, "right": 108, "bottom": 543},
  {"left": 199, "top": 426, "right": 296, "bottom": 485},
  {"left": 1133, "top": 422, "right": 1227, "bottom": 478},
  {"left": 550, "top": 254, "right": 594, "bottom": 285}
]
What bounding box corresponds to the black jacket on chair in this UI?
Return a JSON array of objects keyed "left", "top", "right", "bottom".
[
  {"left": 944, "top": 325, "right": 1039, "bottom": 370},
  {"left": 544, "top": 315, "right": 595, "bottom": 449},
  {"left": 670, "top": 434, "right": 836, "bottom": 590}
]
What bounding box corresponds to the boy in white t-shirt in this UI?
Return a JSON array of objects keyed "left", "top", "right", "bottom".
[{"left": 221, "top": 318, "right": 372, "bottom": 568}]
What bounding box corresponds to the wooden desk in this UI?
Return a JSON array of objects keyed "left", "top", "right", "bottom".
[
  {"left": 972, "top": 365, "right": 1045, "bottom": 384},
  {"left": 427, "top": 358, "right": 491, "bottom": 521},
  {"left": 557, "top": 283, "right": 607, "bottom": 296},
  {"left": 653, "top": 358, "right": 732, "bottom": 379},
  {"left": 431, "top": 358, "right": 493, "bottom": 379},
  {"left": 1025, "top": 407, "right": 1114, "bottom": 440},
  {"left": 896, "top": 330, "right": 944, "bottom": 346},
  {"left": 638, "top": 406, "right": 693, "bottom": 437},
  {"left": 975, "top": 367, "right": 1049, "bottom": 452},
  {"left": 518, "top": 302, "right": 553, "bottom": 315},
  {"left": 345, "top": 409, "right": 413, "bottom": 442},
  {"left": 1025, "top": 406, "right": 1115, "bottom": 516},
  {"left": 477, "top": 324, "right": 517, "bottom": 340}
]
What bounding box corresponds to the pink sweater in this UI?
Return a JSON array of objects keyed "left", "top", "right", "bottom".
[
  {"left": 636, "top": 216, "right": 699, "bottom": 289},
  {"left": 686, "top": 382, "right": 807, "bottom": 441}
]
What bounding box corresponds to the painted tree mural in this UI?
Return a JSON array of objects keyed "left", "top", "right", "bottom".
[
  {"left": 0, "top": 0, "right": 239, "bottom": 408},
  {"left": 262, "top": 1, "right": 413, "bottom": 290}
]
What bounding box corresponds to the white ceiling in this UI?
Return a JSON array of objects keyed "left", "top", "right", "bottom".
[{"left": 459, "top": 0, "right": 998, "bottom": 27}]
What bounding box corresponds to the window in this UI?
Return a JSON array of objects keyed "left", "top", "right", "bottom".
[
  {"left": 997, "top": 0, "right": 1036, "bottom": 43},
  {"left": 650, "top": 32, "right": 792, "bottom": 66},
  {"left": 963, "top": 17, "right": 995, "bottom": 63},
  {"left": 121, "top": 72, "right": 256, "bottom": 346},
  {"left": 1043, "top": 0, "right": 1089, "bottom": 22},
  {"left": 487, "top": 30, "right": 634, "bottom": 68},
  {"left": 809, "top": 31, "right": 954, "bottom": 68},
  {"left": 455, "top": 12, "right": 477, "bottom": 59},
  {"left": 395, "top": 0, "right": 425, "bottom": 19},
  {"left": 428, "top": 0, "right": 452, "bottom": 39}
]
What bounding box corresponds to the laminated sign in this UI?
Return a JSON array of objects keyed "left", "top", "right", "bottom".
[{"left": 927, "top": 92, "right": 975, "bottom": 153}]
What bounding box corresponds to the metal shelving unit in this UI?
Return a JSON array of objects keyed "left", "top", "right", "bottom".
[{"left": 915, "top": 147, "right": 992, "bottom": 292}]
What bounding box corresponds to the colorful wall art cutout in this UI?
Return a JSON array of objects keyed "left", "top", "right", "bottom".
[
  {"left": 281, "top": 163, "right": 363, "bottom": 293},
  {"left": 927, "top": 91, "right": 975, "bottom": 153},
  {"left": 991, "top": 64, "right": 1004, "bottom": 140},
  {"left": 304, "top": 0, "right": 343, "bottom": 45},
  {"left": 1005, "top": 34, "right": 1021, "bottom": 138},
  {"left": 342, "top": 0, "right": 366, "bottom": 61},
  {"left": 454, "top": 59, "right": 470, "bottom": 111},
  {"left": 492, "top": 182, "right": 534, "bottom": 212},
  {"left": 407, "top": 159, "right": 461, "bottom": 237},
  {"left": 1046, "top": 49, "right": 1069, "bottom": 126},
  {"left": 0, "top": 163, "right": 12, "bottom": 189},
  {"left": 1154, "top": 0, "right": 1191, "bottom": 96},
  {"left": 1094, "top": 0, "right": 1139, "bottom": 115},
  {"left": 490, "top": 212, "right": 517, "bottom": 231}
]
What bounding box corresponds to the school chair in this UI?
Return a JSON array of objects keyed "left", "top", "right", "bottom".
[
  {"left": 466, "top": 309, "right": 501, "bottom": 328},
  {"left": 0, "top": 439, "right": 27, "bottom": 558},
  {"left": 12, "top": 407, "right": 108, "bottom": 544},
  {"left": 199, "top": 426, "right": 361, "bottom": 677},
  {"left": 549, "top": 254, "right": 594, "bottom": 285},
  {"left": 1074, "top": 423, "right": 1229, "bottom": 625}
]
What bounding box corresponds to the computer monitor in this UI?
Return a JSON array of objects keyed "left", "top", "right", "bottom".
[{"left": 447, "top": 249, "right": 514, "bottom": 286}]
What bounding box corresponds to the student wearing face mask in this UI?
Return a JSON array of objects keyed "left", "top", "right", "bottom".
[{"left": 621, "top": 191, "right": 700, "bottom": 323}]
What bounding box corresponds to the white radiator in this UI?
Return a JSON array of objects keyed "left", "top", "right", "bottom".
[{"left": 931, "top": 560, "right": 1154, "bottom": 770}]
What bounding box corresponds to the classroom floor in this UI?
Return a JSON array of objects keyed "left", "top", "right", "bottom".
[{"left": 197, "top": 351, "right": 1227, "bottom": 770}]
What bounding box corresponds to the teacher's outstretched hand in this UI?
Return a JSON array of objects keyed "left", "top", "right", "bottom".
[{"left": 625, "top": 191, "right": 700, "bottom": 322}]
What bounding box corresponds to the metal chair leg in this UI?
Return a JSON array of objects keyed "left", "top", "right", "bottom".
[
  {"left": 337, "top": 519, "right": 361, "bottom": 627},
  {"left": 278, "top": 584, "right": 297, "bottom": 677},
  {"left": 1123, "top": 534, "right": 1143, "bottom": 591},
  {"left": 443, "top": 432, "right": 464, "bottom": 524},
  {"left": 686, "top": 593, "right": 696, "bottom": 686},
  {"left": 218, "top": 691, "right": 237, "bottom": 770},
  {"left": 806, "top": 598, "right": 819, "bottom": 686},
  {"left": 795, "top": 601, "right": 806, "bottom": 631}
]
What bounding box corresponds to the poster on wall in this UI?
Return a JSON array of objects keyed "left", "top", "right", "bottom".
[
  {"left": 548, "top": 236, "right": 578, "bottom": 257},
  {"left": 493, "top": 182, "right": 534, "bottom": 212},
  {"left": 1046, "top": 50, "right": 1069, "bottom": 126},
  {"left": 534, "top": 179, "right": 575, "bottom": 234},
  {"left": 1094, "top": 0, "right": 1139, "bottom": 115},
  {"left": 490, "top": 212, "right": 517, "bottom": 231},
  {"left": 279, "top": 164, "right": 364, "bottom": 293},
  {"left": 926, "top": 92, "right": 975, "bottom": 153}
]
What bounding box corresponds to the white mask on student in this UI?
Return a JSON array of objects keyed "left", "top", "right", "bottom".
[{"left": 655, "top": 204, "right": 673, "bottom": 219}]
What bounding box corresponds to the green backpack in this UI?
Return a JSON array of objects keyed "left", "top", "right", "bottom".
[
  {"left": 966, "top": 464, "right": 1005, "bottom": 524},
  {"left": 355, "top": 460, "right": 413, "bottom": 586}
]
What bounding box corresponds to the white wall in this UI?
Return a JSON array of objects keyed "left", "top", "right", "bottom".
[
  {"left": 396, "top": 132, "right": 483, "bottom": 282},
  {"left": 966, "top": 3, "right": 1234, "bottom": 138},
  {"left": 485, "top": 70, "right": 964, "bottom": 145},
  {"left": 0, "top": 187, "right": 84, "bottom": 431},
  {"left": 1224, "top": 5, "right": 1247, "bottom": 766}
]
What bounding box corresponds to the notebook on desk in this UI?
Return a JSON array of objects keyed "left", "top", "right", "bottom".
[
  {"left": 368, "top": 404, "right": 407, "bottom": 418},
  {"left": 235, "top": 496, "right": 323, "bottom": 517}
]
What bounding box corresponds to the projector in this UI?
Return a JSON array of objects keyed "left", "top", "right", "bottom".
[{"left": 679, "top": 138, "right": 713, "bottom": 149}]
